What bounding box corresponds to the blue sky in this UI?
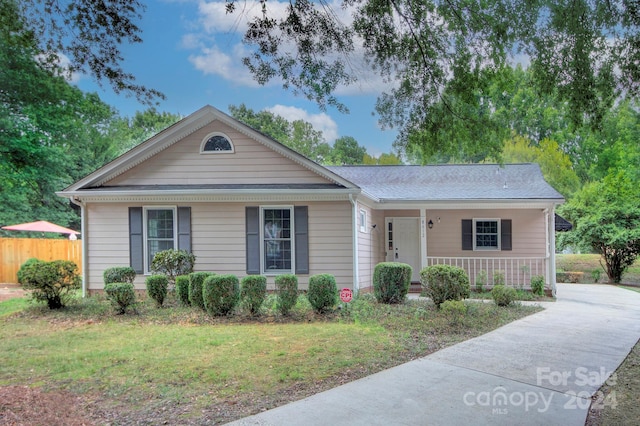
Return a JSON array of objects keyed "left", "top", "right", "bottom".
[{"left": 75, "top": 0, "right": 398, "bottom": 156}]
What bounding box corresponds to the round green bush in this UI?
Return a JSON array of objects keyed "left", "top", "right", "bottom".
[
  {"left": 104, "top": 282, "right": 136, "bottom": 314},
  {"left": 530, "top": 275, "right": 545, "bottom": 296},
  {"left": 492, "top": 285, "right": 517, "bottom": 306},
  {"left": 307, "top": 273, "right": 338, "bottom": 313},
  {"left": 275, "top": 274, "right": 298, "bottom": 315},
  {"left": 189, "top": 272, "right": 214, "bottom": 310},
  {"left": 175, "top": 275, "right": 191, "bottom": 306},
  {"left": 420, "top": 264, "right": 470, "bottom": 308},
  {"left": 373, "top": 262, "right": 412, "bottom": 304},
  {"left": 145, "top": 274, "right": 168, "bottom": 307},
  {"left": 17, "top": 259, "right": 81, "bottom": 309},
  {"left": 203, "top": 274, "right": 240, "bottom": 316},
  {"left": 241, "top": 275, "right": 267, "bottom": 315},
  {"left": 103, "top": 266, "right": 136, "bottom": 284}
]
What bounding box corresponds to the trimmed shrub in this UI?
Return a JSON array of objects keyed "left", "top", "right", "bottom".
[
  {"left": 556, "top": 271, "right": 583, "bottom": 283},
  {"left": 440, "top": 300, "right": 468, "bottom": 325},
  {"left": 240, "top": 275, "right": 267, "bottom": 315},
  {"left": 175, "top": 275, "right": 191, "bottom": 306},
  {"left": 307, "top": 274, "right": 338, "bottom": 313},
  {"left": 493, "top": 270, "right": 506, "bottom": 287},
  {"left": 203, "top": 274, "right": 240, "bottom": 316},
  {"left": 103, "top": 266, "right": 136, "bottom": 284},
  {"left": 17, "top": 259, "right": 81, "bottom": 309},
  {"left": 420, "top": 264, "right": 470, "bottom": 308},
  {"left": 475, "top": 270, "right": 487, "bottom": 292},
  {"left": 104, "top": 282, "right": 136, "bottom": 314},
  {"left": 275, "top": 274, "right": 298, "bottom": 315},
  {"left": 492, "top": 285, "right": 517, "bottom": 306},
  {"left": 189, "top": 272, "right": 214, "bottom": 310},
  {"left": 373, "top": 262, "right": 412, "bottom": 304},
  {"left": 151, "top": 249, "right": 196, "bottom": 285},
  {"left": 146, "top": 275, "right": 168, "bottom": 307},
  {"left": 530, "top": 275, "right": 545, "bottom": 296}
]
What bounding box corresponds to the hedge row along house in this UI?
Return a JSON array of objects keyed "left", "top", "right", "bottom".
[{"left": 57, "top": 106, "right": 565, "bottom": 296}]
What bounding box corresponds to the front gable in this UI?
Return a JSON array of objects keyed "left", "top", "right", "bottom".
[{"left": 61, "top": 105, "right": 357, "bottom": 196}]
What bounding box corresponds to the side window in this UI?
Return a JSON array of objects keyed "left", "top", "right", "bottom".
[
  {"left": 262, "top": 207, "right": 293, "bottom": 273},
  {"left": 359, "top": 209, "right": 367, "bottom": 233},
  {"left": 462, "top": 218, "right": 511, "bottom": 251},
  {"left": 144, "top": 207, "right": 176, "bottom": 272}
]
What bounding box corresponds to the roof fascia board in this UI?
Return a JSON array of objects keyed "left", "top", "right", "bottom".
[
  {"left": 368, "top": 199, "right": 564, "bottom": 210},
  {"left": 58, "top": 189, "right": 359, "bottom": 204}
]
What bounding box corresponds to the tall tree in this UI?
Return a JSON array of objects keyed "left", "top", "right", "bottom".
[
  {"left": 10, "top": 0, "right": 161, "bottom": 103},
  {"left": 231, "top": 0, "right": 635, "bottom": 156},
  {"left": 558, "top": 171, "right": 640, "bottom": 283},
  {"left": 327, "top": 136, "right": 367, "bottom": 165}
]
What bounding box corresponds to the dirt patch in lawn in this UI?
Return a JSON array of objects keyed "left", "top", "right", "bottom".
[{"left": 0, "top": 286, "right": 26, "bottom": 303}]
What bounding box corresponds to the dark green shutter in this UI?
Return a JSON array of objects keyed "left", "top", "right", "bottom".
[
  {"left": 177, "top": 207, "right": 191, "bottom": 252},
  {"left": 246, "top": 207, "right": 260, "bottom": 274},
  {"left": 501, "top": 219, "right": 512, "bottom": 251},
  {"left": 462, "top": 219, "right": 473, "bottom": 250},
  {"left": 294, "top": 206, "right": 309, "bottom": 274},
  {"left": 129, "top": 207, "right": 143, "bottom": 274}
]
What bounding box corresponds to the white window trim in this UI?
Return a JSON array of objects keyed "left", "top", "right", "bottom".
[
  {"left": 359, "top": 209, "right": 367, "bottom": 233},
  {"left": 260, "top": 206, "right": 295, "bottom": 275},
  {"left": 143, "top": 206, "right": 178, "bottom": 274},
  {"left": 200, "top": 131, "right": 235, "bottom": 154},
  {"left": 473, "top": 218, "right": 501, "bottom": 251}
]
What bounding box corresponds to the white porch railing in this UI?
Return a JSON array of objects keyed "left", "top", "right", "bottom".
[{"left": 426, "top": 256, "right": 548, "bottom": 289}]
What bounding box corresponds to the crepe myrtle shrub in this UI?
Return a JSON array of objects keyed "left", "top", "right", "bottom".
[
  {"left": 203, "top": 274, "right": 240, "bottom": 316},
  {"left": 307, "top": 273, "right": 338, "bottom": 313},
  {"left": 492, "top": 285, "right": 517, "bottom": 306},
  {"left": 175, "top": 275, "right": 191, "bottom": 306},
  {"left": 104, "top": 282, "right": 136, "bottom": 314},
  {"left": 373, "top": 262, "right": 412, "bottom": 304},
  {"left": 275, "top": 274, "right": 299, "bottom": 315},
  {"left": 189, "top": 272, "right": 214, "bottom": 311},
  {"left": 530, "top": 275, "right": 545, "bottom": 296},
  {"left": 103, "top": 266, "right": 136, "bottom": 284},
  {"left": 240, "top": 275, "right": 267, "bottom": 315},
  {"left": 17, "top": 259, "right": 81, "bottom": 309},
  {"left": 493, "top": 270, "right": 506, "bottom": 287},
  {"left": 420, "top": 264, "right": 470, "bottom": 309},
  {"left": 145, "top": 274, "right": 168, "bottom": 307},
  {"left": 475, "top": 270, "right": 488, "bottom": 293},
  {"left": 150, "top": 249, "right": 196, "bottom": 286}
]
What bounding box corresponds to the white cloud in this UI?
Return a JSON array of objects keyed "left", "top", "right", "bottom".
[
  {"left": 36, "top": 52, "right": 83, "bottom": 83},
  {"left": 188, "top": 43, "right": 262, "bottom": 87},
  {"left": 185, "top": 0, "right": 389, "bottom": 96},
  {"left": 267, "top": 104, "right": 339, "bottom": 142}
]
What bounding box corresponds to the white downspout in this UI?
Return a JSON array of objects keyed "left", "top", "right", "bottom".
[
  {"left": 549, "top": 206, "right": 558, "bottom": 297},
  {"left": 349, "top": 194, "right": 359, "bottom": 293},
  {"left": 70, "top": 196, "right": 87, "bottom": 298}
]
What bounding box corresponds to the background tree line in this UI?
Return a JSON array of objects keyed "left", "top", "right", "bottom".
[{"left": 2, "top": 0, "right": 639, "bottom": 282}]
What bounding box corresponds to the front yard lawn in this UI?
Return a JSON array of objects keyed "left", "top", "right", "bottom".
[{"left": 0, "top": 293, "right": 542, "bottom": 424}]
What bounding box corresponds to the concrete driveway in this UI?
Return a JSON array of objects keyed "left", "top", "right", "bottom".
[{"left": 228, "top": 284, "right": 640, "bottom": 426}]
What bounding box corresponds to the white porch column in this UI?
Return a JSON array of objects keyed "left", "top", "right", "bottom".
[
  {"left": 420, "top": 209, "right": 427, "bottom": 274},
  {"left": 549, "top": 205, "right": 558, "bottom": 297}
]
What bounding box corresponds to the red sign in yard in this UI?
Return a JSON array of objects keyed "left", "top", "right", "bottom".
[{"left": 340, "top": 288, "right": 353, "bottom": 303}]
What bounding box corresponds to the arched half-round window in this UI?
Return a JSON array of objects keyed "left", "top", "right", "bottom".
[{"left": 200, "top": 132, "right": 234, "bottom": 154}]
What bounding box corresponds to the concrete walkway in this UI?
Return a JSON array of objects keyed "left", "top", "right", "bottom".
[{"left": 228, "top": 284, "right": 640, "bottom": 426}]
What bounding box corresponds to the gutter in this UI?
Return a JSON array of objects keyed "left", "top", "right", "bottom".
[
  {"left": 69, "top": 196, "right": 88, "bottom": 298},
  {"left": 349, "top": 194, "right": 359, "bottom": 293}
]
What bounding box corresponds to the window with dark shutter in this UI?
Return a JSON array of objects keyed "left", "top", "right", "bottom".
[
  {"left": 129, "top": 207, "right": 144, "bottom": 274},
  {"left": 246, "top": 207, "right": 260, "bottom": 274},
  {"left": 501, "top": 219, "right": 512, "bottom": 251},
  {"left": 294, "top": 206, "right": 309, "bottom": 274}
]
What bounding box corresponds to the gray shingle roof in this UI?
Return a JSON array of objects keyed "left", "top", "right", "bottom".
[{"left": 327, "top": 163, "right": 564, "bottom": 201}]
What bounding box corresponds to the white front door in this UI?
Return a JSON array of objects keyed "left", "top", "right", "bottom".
[{"left": 386, "top": 217, "right": 421, "bottom": 281}]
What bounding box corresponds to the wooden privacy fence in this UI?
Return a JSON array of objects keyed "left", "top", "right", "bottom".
[{"left": 0, "top": 238, "right": 82, "bottom": 284}]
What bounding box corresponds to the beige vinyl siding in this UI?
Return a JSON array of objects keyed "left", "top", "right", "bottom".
[
  {"left": 425, "top": 209, "right": 546, "bottom": 257},
  {"left": 356, "top": 204, "right": 385, "bottom": 291},
  {"left": 107, "top": 121, "right": 331, "bottom": 186},
  {"left": 84, "top": 200, "right": 353, "bottom": 291}
]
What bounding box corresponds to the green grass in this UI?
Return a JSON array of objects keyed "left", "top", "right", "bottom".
[
  {"left": 0, "top": 292, "right": 542, "bottom": 423},
  {"left": 0, "top": 297, "right": 30, "bottom": 317}
]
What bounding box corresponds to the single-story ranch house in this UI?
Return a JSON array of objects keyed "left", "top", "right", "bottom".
[{"left": 58, "top": 105, "right": 565, "bottom": 296}]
